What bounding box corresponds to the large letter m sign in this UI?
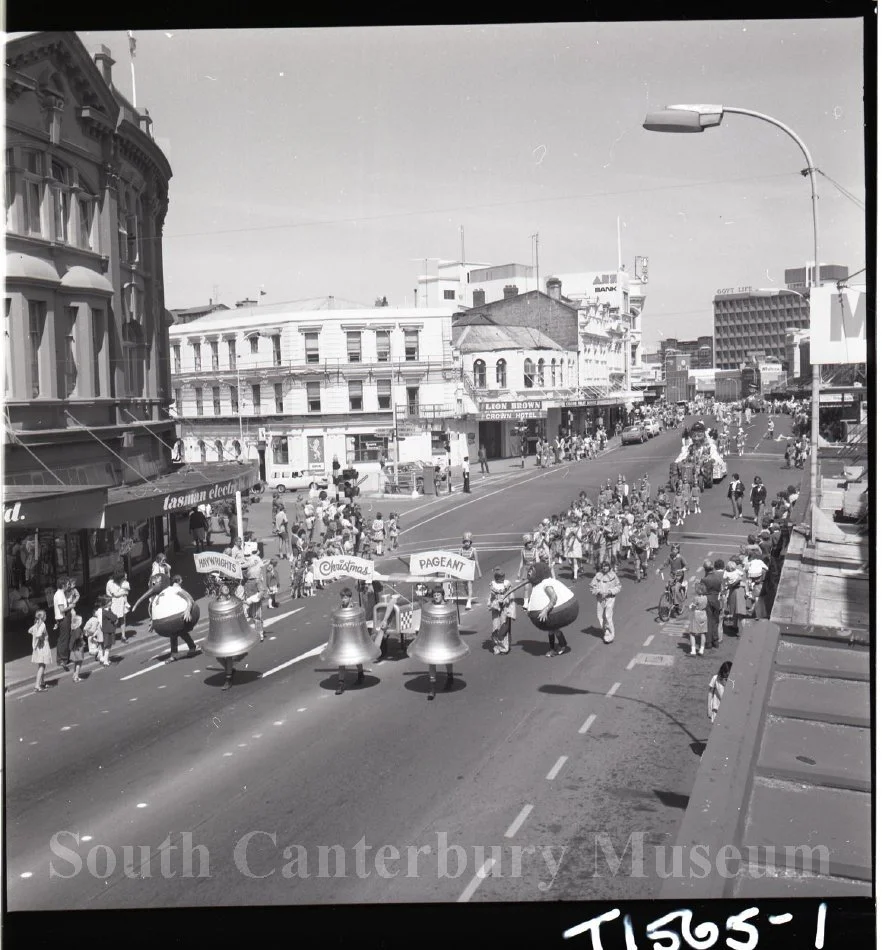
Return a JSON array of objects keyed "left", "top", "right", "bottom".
[{"left": 831, "top": 290, "right": 866, "bottom": 341}]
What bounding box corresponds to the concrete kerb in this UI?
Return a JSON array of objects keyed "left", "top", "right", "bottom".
[{"left": 658, "top": 619, "right": 781, "bottom": 900}]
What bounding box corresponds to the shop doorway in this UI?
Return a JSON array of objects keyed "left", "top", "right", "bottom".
[{"left": 478, "top": 421, "right": 504, "bottom": 459}]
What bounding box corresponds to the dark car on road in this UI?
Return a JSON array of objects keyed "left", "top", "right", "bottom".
[{"left": 621, "top": 424, "right": 647, "bottom": 445}]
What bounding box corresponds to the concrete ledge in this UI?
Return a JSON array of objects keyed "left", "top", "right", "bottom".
[{"left": 659, "top": 619, "right": 781, "bottom": 900}]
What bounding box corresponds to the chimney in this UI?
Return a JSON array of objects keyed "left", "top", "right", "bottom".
[
  {"left": 546, "top": 277, "right": 562, "bottom": 300},
  {"left": 94, "top": 45, "right": 115, "bottom": 86},
  {"left": 472, "top": 289, "right": 485, "bottom": 308},
  {"left": 503, "top": 284, "right": 519, "bottom": 299}
]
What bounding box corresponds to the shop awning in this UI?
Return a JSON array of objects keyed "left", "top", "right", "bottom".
[
  {"left": 101, "top": 461, "right": 260, "bottom": 527},
  {"left": 3, "top": 484, "right": 109, "bottom": 529}
]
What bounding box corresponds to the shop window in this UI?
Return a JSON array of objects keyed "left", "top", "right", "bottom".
[
  {"left": 305, "top": 332, "right": 319, "bottom": 363},
  {"left": 195, "top": 387, "right": 203, "bottom": 415},
  {"left": 443, "top": 289, "right": 456, "bottom": 300},
  {"left": 210, "top": 340, "right": 219, "bottom": 371},
  {"left": 537, "top": 358, "right": 545, "bottom": 386},
  {"left": 375, "top": 330, "right": 390, "bottom": 362},
  {"left": 346, "top": 433, "right": 388, "bottom": 463},
  {"left": 22, "top": 150, "right": 44, "bottom": 237},
  {"left": 232, "top": 439, "right": 242, "bottom": 458},
  {"left": 377, "top": 378, "right": 392, "bottom": 410},
  {"left": 228, "top": 339, "right": 237, "bottom": 369},
  {"left": 213, "top": 386, "right": 221, "bottom": 415},
  {"left": 347, "top": 331, "right": 362, "bottom": 363},
  {"left": 473, "top": 359, "right": 486, "bottom": 388},
  {"left": 307, "top": 381, "right": 321, "bottom": 412},
  {"left": 496, "top": 358, "right": 507, "bottom": 389},
  {"left": 61, "top": 305, "right": 78, "bottom": 398},
  {"left": 27, "top": 299, "right": 46, "bottom": 398},
  {"left": 92, "top": 308, "right": 105, "bottom": 396},
  {"left": 550, "top": 359, "right": 557, "bottom": 387},
  {"left": 215, "top": 439, "right": 224, "bottom": 460},
  {"left": 230, "top": 385, "right": 239, "bottom": 413},
  {"left": 272, "top": 334, "right": 282, "bottom": 367},
  {"left": 172, "top": 344, "right": 181, "bottom": 375},
  {"left": 272, "top": 436, "right": 289, "bottom": 465},
  {"left": 251, "top": 383, "right": 262, "bottom": 414},
  {"left": 404, "top": 329, "right": 419, "bottom": 361},
  {"left": 193, "top": 342, "right": 202, "bottom": 371},
  {"left": 78, "top": 194, "right": 94, "bottom": 249},
  {"left": 199, "top": 440, "right": 207, "bottom": 462},
  {"left": 349, "top": 379, "right": 363, "bottom": 411},
  {"left": 431, "top": 431, "right": 448, "bottom": 454},
  {"left": 274, "top": 382, "right": 284, "bottom": 413},
  {"left": 249, "top": 335, "right": 259, "bottom": 355},
  {"left": 524, "top": 358, "right": 535, "bottom": 388}
]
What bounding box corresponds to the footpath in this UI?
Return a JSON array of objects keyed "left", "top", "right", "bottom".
[
  {"left": 4, "top": 437, "right": 625, "bottom": 692},
  {"left": 662, "top": 451, "right": 871, "bottom": 898}
]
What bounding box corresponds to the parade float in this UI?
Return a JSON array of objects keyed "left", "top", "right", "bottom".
[{"left": 672, "top": 421, "right": 728, "bottom": 488}]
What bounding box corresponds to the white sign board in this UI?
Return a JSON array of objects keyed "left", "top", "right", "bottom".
[
  {"left": 810, "top": 286, "right": 866, "bottom": 365},
  {"left": 193, "top": 551, "right": 243, "bottom": 579},
  {"left": 409, "top": 550, "right": 476, "bottom": 580},
  {"left": 314, "top": 555, "right": 375, "bottom": 582}
]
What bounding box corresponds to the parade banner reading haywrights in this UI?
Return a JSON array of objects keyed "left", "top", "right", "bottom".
[
  {"left": 409, "top": 551, "right": 476, "bottom": 580},
  {"left": 193, "top": 551, "right": 243, "bottom": 579},
  {"left": 315, "top": 555, "right": 375, "bottom": 582}
]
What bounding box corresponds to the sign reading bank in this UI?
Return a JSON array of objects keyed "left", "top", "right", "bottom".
[{"left": 809, "top": 286, "right": 866, "bottom": 364}]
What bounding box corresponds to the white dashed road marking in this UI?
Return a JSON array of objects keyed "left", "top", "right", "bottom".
[
  {"left": 578, "top": 714, "right": 597, "bottom": 735},
  {"left": 606, "top": 682, "right": 621, "bottom": 697},
  {"left": 504, "top": 804, "right": 533, "bottom": 838},
  {"left": 457, "top": 858, "right": 498, "bottom": 903},
  {"left": 261, "top": 643, "right": 326, "bottom": 678},
  {"left": 546, "top": 756, "right": 568, "bottom": 781}
]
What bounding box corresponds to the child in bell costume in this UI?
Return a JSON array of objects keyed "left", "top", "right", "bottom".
[{"left": 525, "top": 562, "right": 579, "bottom": 657}]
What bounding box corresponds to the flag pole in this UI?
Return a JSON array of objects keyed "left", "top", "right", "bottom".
[{"left": 127, "top": 31, "right": 137, "bottom": 108}]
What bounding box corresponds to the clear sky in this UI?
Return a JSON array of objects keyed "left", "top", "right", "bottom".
[{"left": 79, "top": 20, "right": 867, "bottom": 345}]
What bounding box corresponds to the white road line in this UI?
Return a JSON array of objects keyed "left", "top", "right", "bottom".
[
  {"left": 546, "top": 756, "right": 568, "bottom": 781},
  {"left": 626, "top": 657, "right": 637, "bottom": 671},
  {"left": 260, "top": 643, "right": 326, "bottom": 678},
  {"left": 504, "top": 804, "right": 533, "bottom": 839},
  {"left": 606, "top": 682, "right": 621, "bottom": 697},
  {"left": 120, "top": 663, "right": 166, "bottom": 681},
  {"left": 643, "top": 635, "right": 654, "bottom": 646},
  {"left": 457, "top": 858, "right": 498, "bottom": 903},
  {"left": 263, "top": 607, "right": 305, "bottom": 627},
  {"left": 578, "top": 713, "right": 597, "bottom": 735}
]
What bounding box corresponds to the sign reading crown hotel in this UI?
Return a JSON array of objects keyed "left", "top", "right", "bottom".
[{"left": 409, "top": 551, "right": 476, "bottom": 580}]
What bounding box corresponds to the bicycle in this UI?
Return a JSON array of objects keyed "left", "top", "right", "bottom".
[{"left": 656, "top": 570, "right": 687, "bottom": 622}]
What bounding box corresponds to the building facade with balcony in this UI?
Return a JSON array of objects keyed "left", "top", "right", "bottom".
[
  {"left": 168, "top": 301, "right": 468, "bottom": 484},
  {"left": 3, "top": 32, "right": 257, "bottom": 619}
]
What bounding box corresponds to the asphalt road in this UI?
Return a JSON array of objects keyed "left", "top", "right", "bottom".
[{"left": 6, "top": 413, "right": 798, "bottom": 910}]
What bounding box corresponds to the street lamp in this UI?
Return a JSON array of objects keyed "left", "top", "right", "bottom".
[{"left": 644, "top": 103, "right": 822, "bottom": 528}]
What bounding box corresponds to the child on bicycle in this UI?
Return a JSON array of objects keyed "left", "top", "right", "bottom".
[{"left": 666, "top": 544, "right": 688, "bottom": 601}]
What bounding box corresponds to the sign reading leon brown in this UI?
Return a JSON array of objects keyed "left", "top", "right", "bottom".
[
  {"left": 193, "top": 552, "right": 243, "bottom": 579},
  {"left": 409, "top": 551, "right": 476, "bottom": 580},
  {"left": 315, "top": 556, "right": 375, "bottom": 582}
]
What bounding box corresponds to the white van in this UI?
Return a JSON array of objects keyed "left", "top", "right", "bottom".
[{"left": 266, "top": 468, "right": 329, "bottom": 493}]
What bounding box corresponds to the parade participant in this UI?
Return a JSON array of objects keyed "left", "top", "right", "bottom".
[
  {"left": 488, "top": 567, "right": 516, "bottom": 655},
  {"left": 605, "top": 514, "right": 622, "bottom": 566},
  {"left": 631, "top": 521, "right": 649, "bottom": 581},
  {"left": 590, "top": 559, "right": 621, "bottom": 644},
  {"left": 736, "top": 428, "right": 746, "bottom": 456},
  {"left": 707, "top": 662, "right": 732, "bottom": 723},
  {"left": 151, "top": 552, "right": 171, "bottom": 580},
  {"left": 564, "top": 518, "right": 584, "bottom": 580},
  {"left": 688, "top": 582, "right": 709, "bottom": 656},
  {"left": 690, "top": 478, "right": 703, "bottom": 515},
  {"left": 766, "top": 417, "right": 775, "bottom": 439},
  {"left": 275, "top": 504, "right": 291, "bottom": 559},
  {"left": 459, "top": 532, "right": 481, "bottom": 610},
  {"left": 243, "top": 554, "right": 269, "bottom": 641},
  {"left": 157, "top": 575, "right": 201, "bottom": 662},
  {"left": 265, "top": 557, "right": 281, "bottom": 609},
  {"left": 646, "top": 514, "right": 660, "bottom": 561},
  {"left": 387, "top": 512, "right": 400, "bottom": 551},
  {"left": 750, "top": 475, "right": 767, "bottom": 526},
  {"left": 29, "top": 609, "right": 51, "bottom": 692},
  {"left": 517, "top": 534, "right": 538, "bottom": 596},
  {"left": 524, "top": 562, "right": 578, "bottom": 657},
  {"left": 425, "top": 585, "right": 456, "bottom": 699},
  {"left": 727, "top": 472, "right": 745, "bottom": 520},
  {"left": 371, "top": 512, "right": 386, "bottom": 556},
  {"left": 334, "top": 587, "right": 368, "bottom": 695}
]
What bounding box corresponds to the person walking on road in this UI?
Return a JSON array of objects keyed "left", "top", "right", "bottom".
[
  {"left": 106, "top": 563, "right": 132, "bottom": 643},
  {"left": 727, "top": 473, "right": 745, "bottom": 520},
  {"left": 750, "top": 475, "right": 767, "bottom": 526},
  {"left": 478, "top": 444, "right": 490, "bottom": 474},
  {"left": 591, "top": 559, "right": 621, "bottom": 644},
  {"left": 163, "top": 575, "right": 201, "bottom": 662},
  {"left": 29, "top": 609, "right": 51, "bottom": 692},
  {"left": 275, "top": 504, "right": 291, "bottom": 559}
]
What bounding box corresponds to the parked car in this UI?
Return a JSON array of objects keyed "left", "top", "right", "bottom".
[
  {"left": 642, "top": 418, "right": 661, "bottom": 437},
  {"left": 268, "top": 469, "right": 330, "bottom": 493},
  {"left": 621, "top": 425, "right": 647, "bottom": 445},
  {"left": 384, "top": 461, "right": 426, "bottom": 494}
]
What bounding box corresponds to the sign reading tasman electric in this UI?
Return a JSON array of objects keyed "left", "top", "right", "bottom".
[{"left": 809, "top": 286, "right": 866, "bottom": 365}]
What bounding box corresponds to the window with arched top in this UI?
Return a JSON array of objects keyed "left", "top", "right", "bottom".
[
  {"left": 523, "top": 358, "right": 535, "bottom": 388},
  {"left": 198, "top": 440, "right": 207, "bottom": 462},
  {"left": 550, "top": 358, "right": 557, "bottom": 387},
  {"left": 536, "top": 359, "right": 545, "bottom": 387},
  {"left": 496, "top": 358, "right": 507, "bottom": 389},
  {"left": 215, "top": 439, "right": 224, "bottom": 460},
  {"left": 232, "top": 439, "right": 241, "bottom": 458},
  {"left": 473, "top": 359, "right": 486, "bottom": 388}
]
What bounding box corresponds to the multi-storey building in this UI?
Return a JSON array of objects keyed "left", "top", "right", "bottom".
[
  {"left": 3, "top": 32, "right": 256, "bottom": 618},
  {"left": 713, "top": 265, "right": 848, "bottom": 370},
  {"left": 168, "top": 301, "right": 469, "bottom": 486},
  {"left": 660, "top": 335, "right": 714, "bottom": 370}
]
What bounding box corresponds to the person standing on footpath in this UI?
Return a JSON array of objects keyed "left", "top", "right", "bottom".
[
  {"left": 189, "top": 506, "right": 209, "bottom": 552},
  {"left": 53, "top": 577, "right": 73, "bottom": 671},
  {"left": 727, "top": 472, "right": 745, "bottom": 520},
  {"left": 707, "top": 662, "right": 732, "bottom": 723},
  {"left": 702, "top": 559, "right": 725, "bottom": 648},
  {"left": 462, "top": 455, "right": 471, "bottom": 493},
  {"left": 29, "top": 609, "right": 52, "bottom": 692},
  {"left": 478, "top": 444, "right": 489, "bottom": 474},
  {"left": 106, "top": 564, "right": 132, "bottom": 643}
]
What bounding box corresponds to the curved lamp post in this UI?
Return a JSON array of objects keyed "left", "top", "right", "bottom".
[{"left": 643, "top": 104, "right": 822, "bottom": 526}]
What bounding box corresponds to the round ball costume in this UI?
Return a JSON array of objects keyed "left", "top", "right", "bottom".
[
  {"left": 131, "top": 573, "right": 201, "bottom": 638},
  {"left": 525, "top": 562, "right": 579, "bottom": 631}
]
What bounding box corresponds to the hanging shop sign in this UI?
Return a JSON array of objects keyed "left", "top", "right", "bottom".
[
  {"left": 3, "top": 486, "right": 108, "bottom": 529},
  {"left": 480, "top": 399, "right": 543, "bottom": 412},
  {"left": 409, "top": 550, "right": 476, "bottom": 580},
  {"left": 809, "top": 286, "right": 866, "bottom": 365}
]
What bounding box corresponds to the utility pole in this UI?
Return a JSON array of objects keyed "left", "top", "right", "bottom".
[{"left": 127, "top": 31, "right": 137, "bottom": 108}]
